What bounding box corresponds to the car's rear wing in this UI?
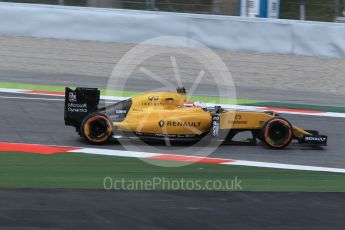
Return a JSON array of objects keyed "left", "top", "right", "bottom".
[{"left": 64, "top": 87, "right": 100, "bottom": 129}]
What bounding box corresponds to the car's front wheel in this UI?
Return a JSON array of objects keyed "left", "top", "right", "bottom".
[{"left": 261, "top": 117, "right": 293, "bottom": 149}]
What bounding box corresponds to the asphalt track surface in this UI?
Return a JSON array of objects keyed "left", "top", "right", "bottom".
[
  {"left": 1, "top": 189, "right": 345, "bottom": 230},
  {"left": 1, "top": 71, "right": 345, "bottom": 229},
  {"left": 0, "top": 91, "right": 344, "bottom": 168}
]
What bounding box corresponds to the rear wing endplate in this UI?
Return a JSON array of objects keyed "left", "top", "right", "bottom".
[{"left": 64, "top": 87, "right": 100, "bottom": 128}]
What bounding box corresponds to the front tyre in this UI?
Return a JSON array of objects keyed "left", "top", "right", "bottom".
[
  {"left": 81, "top": 113, "right": 113, "bottom": 144},
  {"left": 261, "top": 117, "right": 293, "bottom": 149}
]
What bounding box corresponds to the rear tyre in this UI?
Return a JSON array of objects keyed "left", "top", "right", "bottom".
[
  {"left": 261, "top": 117, "right": 293, "bottom": 149},
  {"left": 81, "top": 113, "right": 113, "bottom": 144}
]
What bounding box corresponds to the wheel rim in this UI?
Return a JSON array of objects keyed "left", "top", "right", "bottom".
[
  {"left": 84, "top": 115, "right": 112, "bottom": 143},
  {"left": 90, "top": 120, "right": 108, "bottom": 138},
  {"left": 264, "top": 119, "right": 292, "bottom": 148}
]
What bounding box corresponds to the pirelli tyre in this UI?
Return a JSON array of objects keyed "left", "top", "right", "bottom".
[
  {"left": 81, "top": 113, "right": 113, "bottom": 144},
  {"left": 261, "top": 117, "right": 293, "bottom": 149}
]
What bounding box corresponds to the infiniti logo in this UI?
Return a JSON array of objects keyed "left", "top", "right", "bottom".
[{"left": 158, "top": 120, "right": 165, "bottom": 128}]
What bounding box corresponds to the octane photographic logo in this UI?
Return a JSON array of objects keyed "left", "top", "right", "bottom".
[{"left": 106, "top": 36, "right": 236, "bottom": 167}]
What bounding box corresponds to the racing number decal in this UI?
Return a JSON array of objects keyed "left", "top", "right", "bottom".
[{"left": 212, "top": 114, "right": 220, "bottom": 137}]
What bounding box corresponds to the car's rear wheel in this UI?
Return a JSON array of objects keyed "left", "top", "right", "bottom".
[
  {"left": 81, "top": 113, "right": 113, "bottom": 144},
  {"left": 261, "top": 117, "right": 293, "bottom": 149}
]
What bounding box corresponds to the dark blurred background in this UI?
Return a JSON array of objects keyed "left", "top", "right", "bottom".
[{"left": 0, "top": 0, "right": 344, "bottom": 22}]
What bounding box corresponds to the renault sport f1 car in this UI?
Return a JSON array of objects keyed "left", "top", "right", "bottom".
[{"left": 64, "top": 87, "right": 328, "bottom": 149}]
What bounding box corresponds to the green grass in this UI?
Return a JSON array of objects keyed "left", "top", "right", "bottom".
[
  {"left": 0, "top": 81, "right": 68, "bottom": 92},
  {"left": 250, "top": 101, "right": 345, "bottom": 113},
  {"left": 280, "top": 0, "right": 337, "bottom": 22},
  {"left": 3, "top": 0, "right": 339, "bottom": 22},
  {"left": 0, "top": 81, "right": 262, "bottom": 104},
  {"left": 0, "top": 81, "right": 137, "bottom": 97},
  {"left": 1, "top": 152, "right": 345, "bottom": 191}
]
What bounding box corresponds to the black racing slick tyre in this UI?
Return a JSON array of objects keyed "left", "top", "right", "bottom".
[
  {"left": 261, "top": 117, "right": 293, "bottom": 149},
  {"left": 81, "top": 113, "right": 113, "bottom": 144}
]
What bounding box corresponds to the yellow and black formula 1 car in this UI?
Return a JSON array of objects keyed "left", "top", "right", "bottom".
[{"left": 64, "top": 87, "right": 327, "bottom": 149}]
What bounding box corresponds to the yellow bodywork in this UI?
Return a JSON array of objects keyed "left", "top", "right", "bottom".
[
  {"left": 220, "top": 111, "right": 274, "bottom": 130},
  {"left": 220, "top": 111, "right": 310, "bottom": 138},
  {"left": 113, "top": 92, "right": 211, "bottom": 135},
  {"left": 112, "top": 91, "right": 310, "bottom": 138}
]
